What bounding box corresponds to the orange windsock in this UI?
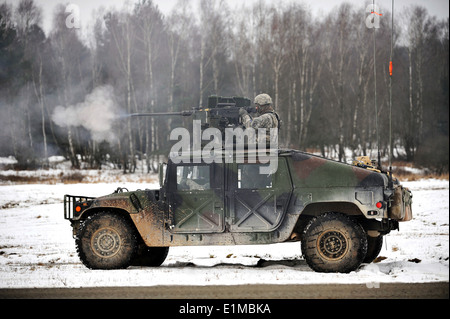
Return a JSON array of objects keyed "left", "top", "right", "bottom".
[{"left": 389, "top": 61, "right": 393, "bottom": 76}]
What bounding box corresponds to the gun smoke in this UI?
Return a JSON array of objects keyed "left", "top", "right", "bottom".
[{"left": 52, "top": 85, "right": 120, "bottom": 143}]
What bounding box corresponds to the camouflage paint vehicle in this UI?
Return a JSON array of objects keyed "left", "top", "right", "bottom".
[{"left": 64, "top": 150, "right": 412, "bottom": 273}]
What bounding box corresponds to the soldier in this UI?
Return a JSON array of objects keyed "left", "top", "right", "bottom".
[{"left": 239, "top": 93, "right": 280, "bottom": 145}]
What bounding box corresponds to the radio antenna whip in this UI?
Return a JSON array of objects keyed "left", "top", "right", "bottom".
[
  {"left": 388, "top": 0, "right": 394, "bottom": 185},
  {"left": 373, "top": 0, "right": 381, "bottom": 170}
]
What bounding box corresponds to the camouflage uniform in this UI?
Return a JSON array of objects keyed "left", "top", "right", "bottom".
[{"left": 240, "top": 94, "right": 280, "bottom": 145}]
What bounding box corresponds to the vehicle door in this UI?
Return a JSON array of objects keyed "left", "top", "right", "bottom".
[
  {"left": 167, "top": 162, "right": 225, "bottom": 233},
  {"left": 225, "top": 158, "right": 292, "bottom": 232}
]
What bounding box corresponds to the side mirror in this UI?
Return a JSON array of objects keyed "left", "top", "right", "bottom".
[{"left": 159, "top": 163, "right": 167, "bottom": 188}]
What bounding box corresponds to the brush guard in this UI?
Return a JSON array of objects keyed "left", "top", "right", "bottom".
[{"left": 64, "top": 195, "right": 96, "bottom": 220}]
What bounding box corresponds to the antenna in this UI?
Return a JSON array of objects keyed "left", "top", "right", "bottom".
[
  {"left": 373, "top": 0, "right": 381, "bottom": 170},
  {"left": 388, "top": 0, "right": 394, "bottom": 186}
]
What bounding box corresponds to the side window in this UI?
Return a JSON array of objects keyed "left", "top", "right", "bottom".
[
  {"left": 176, "top": 165, "right": 211, "bottom": 190},
  {"left": 238, "top": 164, "right": 272, "bottom": 189}
]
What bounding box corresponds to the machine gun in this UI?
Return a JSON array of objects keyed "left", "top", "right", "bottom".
[
  {"left": 205, "top": 96, "right": 255, "bottom": 130},
  {"left": 129, "top": 96, "right": 256, "bottom": 132}
]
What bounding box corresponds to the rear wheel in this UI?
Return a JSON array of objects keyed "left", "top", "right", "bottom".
[
  {"left": 301, "top": 212, "right": 367, "bottom": 273},
  {"left": 76, "top": 212, "right": 137, "bottom": 269},
  {"left": 364, "top": 235, "right": 384, "bottom": 263}
]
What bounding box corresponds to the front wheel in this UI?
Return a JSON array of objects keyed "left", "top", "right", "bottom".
[
  {"left": 133, "top": 246, "right": 169, "bottom": 267},
  {"left": 301, "top": 212, "right": 367, "bottom": 273},
  {"left": 76, "top": 212, "right": 137, "bottom": 269}
]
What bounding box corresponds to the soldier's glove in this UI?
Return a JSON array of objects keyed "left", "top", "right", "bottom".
[{"left": 239, "top": 108, "right": 248, "bottom": 117}]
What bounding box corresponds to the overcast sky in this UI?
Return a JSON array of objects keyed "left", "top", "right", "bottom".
[{"left": 7, "top": 0, "right": 450, "bottom": 35}]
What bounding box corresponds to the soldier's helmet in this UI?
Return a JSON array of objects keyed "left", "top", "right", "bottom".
[{"left": 254, "top": 93, "right": 272, "bottom": 106}]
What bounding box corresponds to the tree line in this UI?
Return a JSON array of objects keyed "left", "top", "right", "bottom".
[{"left": 0, "top": 0, "right": 448, "bottom": 173}]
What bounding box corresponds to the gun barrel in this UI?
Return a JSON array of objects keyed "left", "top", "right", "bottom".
[{"left": 129, "top": 111, "right": 194, "bottom": 117}]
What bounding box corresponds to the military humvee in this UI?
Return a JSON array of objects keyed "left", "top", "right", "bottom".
[{"left": 64, "top": 150, "right": 412, "bottom": 273}]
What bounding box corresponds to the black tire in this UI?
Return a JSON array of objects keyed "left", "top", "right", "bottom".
[
  {"left": 301, "top": 212, "right": 368, "bottom": 273},
  {"left": 363, "top": 235, "right": 384, "bottom": 263},
  {"left": 132, "top": 246, "right": 169, "bottom": 267},
  {"left": 76, "top": 212, "right": 137, "bottom": 269}
]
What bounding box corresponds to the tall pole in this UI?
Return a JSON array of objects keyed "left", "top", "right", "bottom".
[
  {"left": 373, "top": 0, "right": 381, "bottom": 170},
  {"left": 389, "top": 0, "right": 394, "bottom": 183}
]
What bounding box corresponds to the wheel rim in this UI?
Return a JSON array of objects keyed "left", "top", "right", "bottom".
[
  {"left": 317, "top": 230, "right": 349, "bottom": 261},
  {"left": 91, "top": 227, "right": 121, "bottom": 258}
]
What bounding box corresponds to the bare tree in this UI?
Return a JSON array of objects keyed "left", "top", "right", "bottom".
[
  {"left": 134, "top": 0, "right": 165, "bottom": 172},
  {"left": 105, "top": 7, "right": 137, "bottom": 172},
  {"left": 350, "top": 7, "right": 374, "bottom": 156},
  {"left": 231, "top": 5, "right": 254, "bottom": 98},
  {"left": 198, "top": 0, "right": 230, "bottom": 102},
  {"left": 50, "top": 4, "right": 88, "bottom": 168},
  {"left": 322, "top": 4, "right": 353, "bottom": 161},
  {"left": 403, "top": 6, "right": 429, "bottom": 161},
  {"left": 15, "top": 0, "right": 43, "bottom": 160}
]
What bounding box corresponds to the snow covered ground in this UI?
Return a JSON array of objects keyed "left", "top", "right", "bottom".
[{"left": 0, "top": 176, "right": 448, "bottom": 289}]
